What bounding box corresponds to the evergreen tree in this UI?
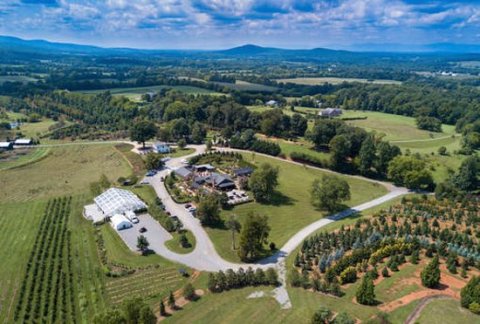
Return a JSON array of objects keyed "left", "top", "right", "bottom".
[
  {"left": 183, "top": 283, "right": 196, "bottom": 301},
  {"left": 207, "top": 273, "right": 218, "bottom": 292},
  {"left": 358, "top": 135, "right": 376, "bottom": 175},
  {"left": 382, "top": 267, "right": 389, "bottom": 278},
  {"left": 454, "top": 156, "right": 478, "bottom": 191},
  {"left": 311, "top": 306, "right": 333, "bottom": 324},
  {"left": 168, "top": 291, "right": 176, "bottom": 309},
  {"left": 461, "top": 276, "right": 480, "bottom": 309},
  {"left": 159, "top": 300, "right": 166, "bottom": 316},
  {"left": 421, "top": 255, "right": 441, "bottom": 288},
  {"left": 356, "top": 275, "right": 376, "bottom": 305}
]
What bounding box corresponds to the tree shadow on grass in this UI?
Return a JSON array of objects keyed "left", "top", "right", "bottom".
[{"left": 262, "top": 191, "right": 295, "bottom": 206}]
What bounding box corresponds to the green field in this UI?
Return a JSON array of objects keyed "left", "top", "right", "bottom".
[
  {"left": 213, "top": 80, "right": 277, "bottom": 92},
  {"left": 276, "top": 77, "right": 402, "bottom": 85},
  {"left": 416, "top": 298, "right": 479, "bottom": 323},
  {"left": 0, "top": 145, "right": 131, "bottom": 203},
  {"left": 76, "top": 85, "right": 223, "bottom": 101},
  {"left": 207, "top": 153, "right": 387, "bottom": 262},
  {"left": 0, "top": 147, "right": 50, "bottom": 170},
  {"left": 0, "top": 143, "right": 191, "bottom": 322},
  {"left": 0, "top": 75, "right": 38, "bottom": 84},
  {"left": 341, "top": 110, "right": 456, "bottom": 141}
]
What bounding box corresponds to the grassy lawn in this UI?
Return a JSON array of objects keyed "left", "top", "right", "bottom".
[
  {"left": 100, "top": 224, "right": 175, "bottom": 268},
  {"left": 276, "top": 77, "right": 402, "bottom": 85},
  {"left": 213, "top": 80, "right": 277, "bottom": 92},
  {"left": 19, "top": 119, "right": 57, "bottom": 138},
  {"left": 165, "top": 230, "right": 197, "bottom": 254},
  {"left": 164, "top": 285, "right": 379, "bottom": 324},
  {"left": 0, "top": 147, "right": 50, "bottom": 170},
  {"left": 416, "top": 298, "right": 479, "bottom": 323},
  {"left": 0, "top": 144, "right": 131, "bottom": 203},
  {"left": 207, "top": 154, "right": 388, "bottom": 263},
  {"left": 166, "top": 147, "right": 195, "bottom": 158},
  {"left": 342, "top": 110, "right": 456, "bottom": 141},
  {"left": 375, "top": 264, "right": 421, "bottom": 303}
]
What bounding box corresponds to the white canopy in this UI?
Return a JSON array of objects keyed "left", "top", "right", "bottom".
[{"left": 94, "top": 188, "right": 147, "bottom": 217}]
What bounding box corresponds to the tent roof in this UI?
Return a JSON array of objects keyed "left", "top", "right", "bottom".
[{"left": 94, "top": 188, "right": 147, "bottom": 217}]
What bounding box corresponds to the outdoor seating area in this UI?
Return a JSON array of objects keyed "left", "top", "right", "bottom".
[{"left": 226, "top": 189, "right": 251, "bottom": 205}]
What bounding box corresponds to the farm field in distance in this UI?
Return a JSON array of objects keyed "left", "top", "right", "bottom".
[
  {"left": 75, "top": 85, "right": 224, "bottom": 101},
  {"left": 276, "top": 77, "right": 402, "bottom": 85}
]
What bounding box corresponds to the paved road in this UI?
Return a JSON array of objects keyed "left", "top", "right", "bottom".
[{"left": 141, "top": 144, "right": 408, "bottom": 271}]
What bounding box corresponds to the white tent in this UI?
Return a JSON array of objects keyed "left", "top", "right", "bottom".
[
  {"left": 111, "top": 214, "right": 132, "bottom": 230},
  {"left": 94, "top": 188, "right": 147, "bottom": 217}
]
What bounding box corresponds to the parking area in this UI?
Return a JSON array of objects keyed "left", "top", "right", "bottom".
[
  {"left": 113, "top": 213, "right": 173, "bottom": 253},
  {"left": 226, "top": 189, "right": 251, "bottom": 205}
]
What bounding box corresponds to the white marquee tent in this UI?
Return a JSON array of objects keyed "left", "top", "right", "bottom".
[
  {"left": 94, "top": 188, "right": 147, "bottom": 218},
  {"left": 111, "top": 214, "right": 132, "bottom": 230}
]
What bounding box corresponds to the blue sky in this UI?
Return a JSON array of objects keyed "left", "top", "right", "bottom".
[{"left": 0, "top": 0, "right": 479, "bottom": 49}]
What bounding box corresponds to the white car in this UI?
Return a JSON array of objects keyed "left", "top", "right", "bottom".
[{"left": 181, "top": 159, "right": 188, "bottom": 164}]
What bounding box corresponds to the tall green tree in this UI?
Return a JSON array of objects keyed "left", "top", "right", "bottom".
[
  {"left": 225, "top": 214, "right": 241, "bottom": 250},
  {"left": 356, "top": 275, "right": 376, "bottom": 305},
  {"left": 196, "top": 194, "right": 221, "bottom": 226},
  {"left": 249, "top": 163, "right": 279, "bottom": 202},
  {"left": 145, "top": 153, "right": 164, "bottom": 170},
  {"left": 421, "top": 255, "right": 441, "bottom": 288},
  {"left": 329, "top": 135, "right": 352, "bottom": 171},
  {"left": 130, "top": 120, "right": 158, "bottom": 149},
  {"left": 358, "top": 135, "right": 376, "bottom": 175},
  {"left": 136, "top": 235, "right": 150, "bottom": 255},
  {"left": 454, "top": 156, "right": 478, "bottom": 191},
  {"left": 375, "top": 141, "right": 401, "bottom": 175},
  {"left": 238, "top": 213, "right": 270, "bottom": 261},
  {"left": 310, "top": 174, "right": 351, "bottom": 212}
]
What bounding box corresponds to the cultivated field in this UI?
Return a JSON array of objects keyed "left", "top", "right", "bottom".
[
  {"left": 76, "top": 85, "right": 223, "bottom": 101},
  {"left": 213, "top": 80, "right": 277, "bottom": 92},
  {"left": 276, "top": 77, "right": 402, "bottom": 85}
]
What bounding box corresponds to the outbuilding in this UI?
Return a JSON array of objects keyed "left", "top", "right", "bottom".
[
  {"left": 14, "top": 138, "right": 33, "bottom": 145},
  {"left": 0, "top": 142, "right": 13, "bottom": 151},
  {"left": 110, "top": 214, "right": 133, "bottom": 230},
  {"left": 153, "top": 142, "right": 171, "bottom": 154}
]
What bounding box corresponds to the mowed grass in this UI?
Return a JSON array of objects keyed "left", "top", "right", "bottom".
[
  {"left": 276, "top": 77, "right": 402, "bottom": 85},
  {"left": 76, "top": 85, "right": 223, "bottom": 101},
  {"left": 164, "top": 286, "right": 379, "bottom": 324},
  {"left": 416, "top": 298, "right": 479, "bottom": 323},
  {"left": 207, "top": 154, "right": 387, "bottom": 262},
  {"left": 18, "top": 119, "right": 57, "bottom": 138},
  {"left": 342, "top": 110, "right": 456, "bottom": 141},
  {"left": 0, "top": 147, "right": 50, "bottom": 170},
  {"left": 165, "top": 230, "right": 197, "bottom": 254},
  {"left": 213, "top": 80, "right": 277, "bottom": 92},
  {"left": 0, "top": 75, "right": 38, "bottom": 84},
  {"left": 0, "top": 144, "right": 131, "bottom": 203}
]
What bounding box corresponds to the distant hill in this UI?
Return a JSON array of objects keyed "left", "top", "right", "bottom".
[{"left": 0, "top": 35, "right": 479, "bottom": 63}]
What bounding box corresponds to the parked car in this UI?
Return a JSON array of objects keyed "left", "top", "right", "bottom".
[
  {"left": 146, "top": 170, "right": 156, "bottom": 177},
  {"left": 181, "top": 159, "right": 188, "bottom": 164},
  {"left": 185, "top": 203, "right": 192, "bottom": 209},
  {"left": 139, "top": 227, "right": 147, "bottom": 233}
]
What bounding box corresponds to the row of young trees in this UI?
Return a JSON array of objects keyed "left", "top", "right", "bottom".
[
  {"left": 293, "top": 196, "right": 480, "bottom": 298},
  {"left": 14, "top": 198, "right": 76, "bottom": 323},
  {"left": 207, "top": 267, "right": 279, "bottom": 293}
]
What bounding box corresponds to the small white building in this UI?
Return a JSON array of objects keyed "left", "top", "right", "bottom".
[
  {"left": 0, "top": 142, "right": 13, "bottom": 151},
  {"left": 265, "top": 100, "right": 278, "bottom": 107},
  {"left": 111, "top": 214, "right": 133, "bottom": 230},
  {"left": 153, "top": 142, "right": 171, "bottom": 154},
  {"left": 14, "top": 138, "right": 32, "bottom": 145},
  {"left": 319, "top": 108, "right": 342, "bottom": 117}
]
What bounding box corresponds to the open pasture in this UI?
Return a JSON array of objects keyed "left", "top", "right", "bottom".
[
  {"left": 0, "top": 144, "right": 130, "bottom": 203},
  {"left": 276, "top": 77, "right": 402, "bottom": 85}
]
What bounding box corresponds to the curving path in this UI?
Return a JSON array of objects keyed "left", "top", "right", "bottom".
[{"left": 144, "top": 144, "right": 408, "bottom": 271}]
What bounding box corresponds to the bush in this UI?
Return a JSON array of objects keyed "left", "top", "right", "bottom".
[{"left": 339, "top": 266, "right": 357, "bottom": 284}]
